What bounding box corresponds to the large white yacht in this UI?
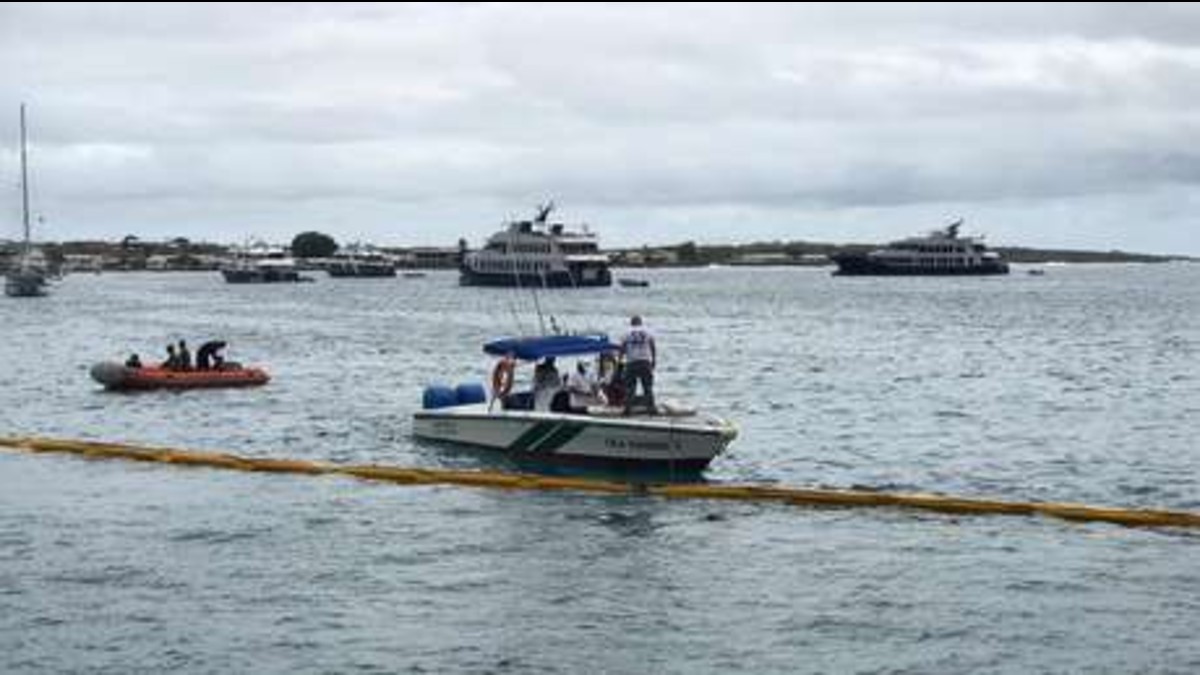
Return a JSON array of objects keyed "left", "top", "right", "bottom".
[
  {"left": 832, "top": 220, "right": 1009, "bottom": 276},
  {"left": 459, "top": 202, "right": 612, "bottom": 287}
]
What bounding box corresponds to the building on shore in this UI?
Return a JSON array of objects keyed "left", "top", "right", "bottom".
[{"left": 390, "top": 246, "right": 460, "bottom": 269}]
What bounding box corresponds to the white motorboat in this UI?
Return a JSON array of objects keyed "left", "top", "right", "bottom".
[{"left": 412, "top": 334, "right": 737, "bottom": 474}]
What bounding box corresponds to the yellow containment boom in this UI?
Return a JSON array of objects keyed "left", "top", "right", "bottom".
[{"left": 2, "top": 435, "right": 1198, "bottom": 530}]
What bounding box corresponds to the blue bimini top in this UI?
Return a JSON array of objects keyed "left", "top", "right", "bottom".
[{"left": 483, "top": 334, "right": 619, "bottom": 361}]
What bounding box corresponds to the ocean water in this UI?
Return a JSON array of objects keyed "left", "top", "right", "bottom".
[{"left": 1, "top": 264, "right": 1198, "bottom": 673}]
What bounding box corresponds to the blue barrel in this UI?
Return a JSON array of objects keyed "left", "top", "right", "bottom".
[
  {"left": 455, "top": 382, "right": 487, "bottom": 405},
  {"left": 422, "top": 385, "right": 459, "bottom": 410}
]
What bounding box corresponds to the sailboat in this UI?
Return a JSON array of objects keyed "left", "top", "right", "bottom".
[{"left": 5, "top": 104, "right": 50, "bottom": 298}]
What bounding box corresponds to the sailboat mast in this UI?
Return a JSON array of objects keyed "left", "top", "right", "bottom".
[{"left": 19, "top": 103, "right": 30, "bottom": 251}]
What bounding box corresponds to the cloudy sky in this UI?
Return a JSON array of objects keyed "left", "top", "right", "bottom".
[{"left": 3, "top": 2, "right": 1199, "bottom": 254}]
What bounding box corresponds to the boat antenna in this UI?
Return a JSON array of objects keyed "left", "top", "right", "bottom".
[
  {"left": 537, "top": 265, "right": 563, "bottom": 335},
  {"left": 19, "top": 103, "right": 30, "bottom": 255},
  {"left": 528, "top": 263, "right": 548, "bottom": 335},
  {"left": 507, "top": 221, "right": 546, "bottom": 335},
  {"left": 554, "top": 208, "right": 594, "bottom": 335},
  {"left": 523, "top": 202, "right": 555, "bottom": 335},
  {"left": 549, "top": 227, "right": 579, "bottom": 334},
  {"left": 501, "top": 226, "right": 527, "bottom": 334}
]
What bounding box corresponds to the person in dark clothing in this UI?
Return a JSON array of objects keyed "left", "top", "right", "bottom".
[
  {"left": 196, "top": 340, "right": 228, "bottom": 371},
  {"left": 125, "top": 353, "right": 143, "bottom": 368},
  {"left": 177, "top": 340, "right": 192, "bottom": 371},
  {"left": 163, "top": 344, "right": 178, "bottom": 370}
]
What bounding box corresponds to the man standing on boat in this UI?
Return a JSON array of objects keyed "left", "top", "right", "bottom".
[{"left": 621, "top": 315, "right": 656, "bottom": 415}]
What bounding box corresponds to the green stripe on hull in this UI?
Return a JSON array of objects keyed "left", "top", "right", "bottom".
[
  {"left": 508, "top": 421, "right": 556, "bottom": 453},
  {"left": 507, "top": 420, "right": 588, "bottom": 454},
  {"left": 529, "top": 422, "right": 587, "bottom": 453}
]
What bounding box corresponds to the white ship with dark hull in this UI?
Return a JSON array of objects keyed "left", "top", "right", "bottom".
[
  {"left": 832, "top": 221, "right": 1009, "bottom": 276},
  {"left": 459, "top": 203, "right": 612, "bottom": 288}
]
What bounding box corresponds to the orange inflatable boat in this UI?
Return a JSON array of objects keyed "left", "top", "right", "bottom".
[{"left": 90, "top": 362, "right": 270, "bottom": 391}]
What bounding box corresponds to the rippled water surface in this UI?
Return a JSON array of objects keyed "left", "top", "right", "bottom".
[{"left": 2, "top": 265, "right": 1198, "bottom": 673}]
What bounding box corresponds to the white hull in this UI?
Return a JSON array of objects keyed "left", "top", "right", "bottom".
[{"left": 413, "top": 403, "right": 736, "bottom": 472}]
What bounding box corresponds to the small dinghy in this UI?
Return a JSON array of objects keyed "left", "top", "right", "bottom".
[{"left": 90, "top": 363, "right": 270, "bottom": 391}]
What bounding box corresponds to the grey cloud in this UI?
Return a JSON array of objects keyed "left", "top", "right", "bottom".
[{"left": 2, "top": 2, "right": 1198, "bottom": 254}]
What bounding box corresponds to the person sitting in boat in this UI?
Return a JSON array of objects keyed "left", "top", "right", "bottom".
[
  {"left": 162, "top": 344, "right": 179, "bottom": 370},
  {"left": 125, "top": 353, "right": 143, "bottom": 369},
  {"left": 177, "top": 339, "right": 193, "bottom": 371},
  {"left": 532, "top": 357, "right": 561, "bottom": 411},
  {"left": 196, "top": 340, "right": 228, "bottom": 371},
  {"left": 598, "top": 352, "right": 625, "bottom": 407},
  {"left": 566, "top": 360, "right": 606, "bottom": 413}
]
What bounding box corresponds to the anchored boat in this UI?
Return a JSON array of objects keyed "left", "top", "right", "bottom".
[
  {"left": 458, "top": 201, "right": 612, "bottom": 288},
  {"left": 412, "top": 334, "right": 737, "bottom": 474},
  {"left": 832, "top": 220, "right": 1009, "bottom": 276},
  {"left": 323, "top": 246, "right": 396, "bottom": 278},
  {"left": 221, "top": 244, "right": 312, "bottom": 283},
  {"left": 5, "top": 104, "right": 52, "bottom": 298}
]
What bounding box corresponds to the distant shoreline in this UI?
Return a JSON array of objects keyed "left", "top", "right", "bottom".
[
  {"left": 603, "top": 242, "right": 1194, "bottom": 267},
  {"left": 1, "top": 238, "right": 1193, "bottom": 273}
]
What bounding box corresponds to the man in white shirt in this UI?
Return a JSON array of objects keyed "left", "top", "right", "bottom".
[
  {"left": 532, "top": 357, "right": 561, "bottom": 411},
  {"left": 620, "top": 315, "right": 657, "bottom": 414},
  {"left": 566, "top": 360, "right": 606, "bottom": 413}
]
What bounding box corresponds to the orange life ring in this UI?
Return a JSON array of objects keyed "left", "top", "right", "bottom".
[{"left": 491, "top": 358, "right": 515, "bottom": 398}]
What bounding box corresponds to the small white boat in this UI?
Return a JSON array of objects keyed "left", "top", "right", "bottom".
[{"left": 412, "top": 334, "right": 737, "bottom": 474}]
